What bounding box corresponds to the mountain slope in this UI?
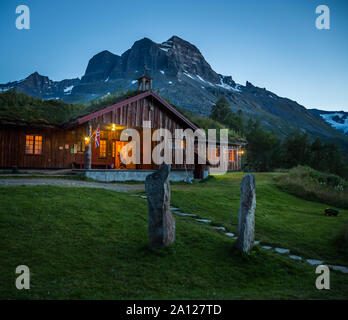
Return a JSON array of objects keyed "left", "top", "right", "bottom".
[
  {"left": 0, "top": 72, "right": 80, "bottom": 100},
  {"left": 1, "top": 35, "right": 348, "bottom": 155},
  {"left": 310, "top": 109, "right": 348, "bottom": 136}
]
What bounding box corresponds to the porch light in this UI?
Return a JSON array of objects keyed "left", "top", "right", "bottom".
[
  {"left": 84, "top": 136, "right": 90, "bottom": 145},
  {"left": 238, "top": 149, "right": 245, "bottom": 156},
  {"left": 111, "top": 124, "right": 116, "bottom": 131}
]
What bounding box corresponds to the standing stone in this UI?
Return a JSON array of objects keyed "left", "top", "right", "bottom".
[
  {"left": 145, "top": 164, "right": 175, "bottom": 248},
  {"left": 236, "top": 174, "right": 256, "bottom": 253}
]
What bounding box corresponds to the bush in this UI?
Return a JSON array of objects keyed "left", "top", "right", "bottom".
[{"left": 275, "top": 166, "right": 348, "bottom": 208}]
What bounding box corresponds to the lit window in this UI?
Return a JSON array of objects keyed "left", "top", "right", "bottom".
[
  {"left": 25, "top": 135, "right": 42, "bottom": 155},
  {"left": 112, "top": 142, "right": 116, "bottom": 157},
  {"left": 100, "top": 140, "right": 107, "bottom": 158},
  {"left": 208, "top": 147, "right": 219, "bottom": 162},
  {"left": 229, "top": 150, "right": 236, "bottom": 162},
  {"left": 181, "top": 140, "right": 186, "bottom": 149}
]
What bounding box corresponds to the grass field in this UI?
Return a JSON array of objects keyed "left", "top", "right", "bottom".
[{"left": 0, "top": 172, "right": 347, "bottom": 299}]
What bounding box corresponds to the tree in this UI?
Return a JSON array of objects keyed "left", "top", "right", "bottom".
[
  {"left": 281, "top": 131, "right": 310, "bottom": 168},
  {"left": 210, "top": 97, "right": 232, "bottom": 123},
  {"left": 244, "top": 120, "right": 278, "bottom": 171}
]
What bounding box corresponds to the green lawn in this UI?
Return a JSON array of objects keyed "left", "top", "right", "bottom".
[
  {"left": 171, "top": 173, "right": 348, "bottom": 266},
  {"left": 0, "top": 173, "right": 348, "bottom": 299}
]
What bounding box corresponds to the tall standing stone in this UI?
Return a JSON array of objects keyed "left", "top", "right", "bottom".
[
  {"left": 145, "top": 164, "right": 175, "bottom": 248},
  {"left": 236, "top": 174, "right": 256, "bottom": 253}
]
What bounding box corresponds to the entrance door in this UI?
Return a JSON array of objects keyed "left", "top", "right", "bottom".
[{"left": 114, "top": 141, "right": 136, "bottom": 169}]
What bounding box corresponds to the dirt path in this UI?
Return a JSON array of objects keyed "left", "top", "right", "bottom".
[{"left": 0, "top": 178, "right": 144, "bottom": 193}]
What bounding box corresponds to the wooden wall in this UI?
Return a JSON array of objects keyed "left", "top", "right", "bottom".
[
  {"left": 85, "top": 96, "right": 186, "bottom": 135},
  {"left": 0, "top": 96, "right": 243, "bottom": 171},
  {"left": 0, "top": 124, "right": 85, "bottom": 169}
]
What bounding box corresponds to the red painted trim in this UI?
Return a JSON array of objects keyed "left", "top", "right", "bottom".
[{"left": 149, "top": 91, "right": 199, "bottom": 130}]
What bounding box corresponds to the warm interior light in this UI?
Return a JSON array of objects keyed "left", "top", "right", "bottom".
[
  {"left": 84, "top": 136, "right": 90, "bottom": 145},
  {"left": 111, "top": 124, "right": 116, "bottom": 131},
  {"left": 238, "top": 150, "right": 245, "bottom": 156}
]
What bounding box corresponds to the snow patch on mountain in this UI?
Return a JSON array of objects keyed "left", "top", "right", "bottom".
[
  {"left": 320, "top": 113, "right": 348, "bottom": 134},
  {"left": 216, "top": 79, "right": 241, "bottom": 92},
  {"left": 0, "top": 86, "right": 11, "bottom": 92},
  {"left": 64, "top": 85, "right": 74, "bottom": 94}
]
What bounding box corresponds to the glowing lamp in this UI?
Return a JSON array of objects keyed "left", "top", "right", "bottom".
[
  {"left": 84, "top": 136, "right": 90, "bottom": 145},
  {"left": 238, "top": 150, "right": 245, "bottom": 156}
]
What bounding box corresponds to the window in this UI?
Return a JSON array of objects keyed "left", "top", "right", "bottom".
[
  {"left": 77, "top": 141, "right": 85, "bottom": 153},
  {"left": 99, "top": 140, "right": 107, "bottom": 158},
  {"left": 228, "top": 149, "right": 236, "bottom": 162},
  {"left": 112, "top": 141, "right": 116, "bottom": 157},
  {"left": 207, "top": 147, "right": 219, "bottom": 162},
  {"left": 171, "top": 140, "right": 186, "bottom": 150},
  {"left": 25, "top": 135, "right": 42, "bottom": 155}
]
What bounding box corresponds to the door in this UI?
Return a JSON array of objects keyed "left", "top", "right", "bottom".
[{"left": 114, "top": 141, "right": 136, "bottom": 169}]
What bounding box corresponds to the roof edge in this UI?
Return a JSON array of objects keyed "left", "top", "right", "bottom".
[{"left": 75, "top": 91, "right": 199, "bottom": 131}]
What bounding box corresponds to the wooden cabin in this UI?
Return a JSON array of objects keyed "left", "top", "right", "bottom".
[{"left": 0, "top": 76, "right": 245, "bottom": 181}]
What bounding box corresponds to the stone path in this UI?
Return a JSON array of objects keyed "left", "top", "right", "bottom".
[
  {"left": 0, "top": 178, "right": 144, "bottom": 193},
  {"left": 135, "top": 194, "right": 348, "bottom": 274},
  {"left": 2, "top": 180, "right": 346, "bottom": 274}
]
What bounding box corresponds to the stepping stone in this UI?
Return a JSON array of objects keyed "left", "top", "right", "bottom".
[
  {"left": 289, "top": 255, "right": 302, "bottom": 261},
  {"left": 254, "top": 240, "right": 260, "bottom": 245},
  {"left": 195, "top": 219, "right": 211, "bottom": 223},
  {"left": 212, "top": 226, "right": 226, "bottom": 231},
  {"left": 306, "top": 259, "right": 323, "bottom": 265},
  {"left": 328, "top": 265, "right": 348, "bottom": 274},
  {"left": 275, "top": 248, "right": 290, "bottom": 254},
  {"left": 225, "top": 232, "right": 235, "bottom": 237},
  {"left": 262, "top": 246, "right": 272, "bottom": 250},
  {"left": 174, "top": 212, "right": 197, "bottom": 217},
  {"left": 140, "top": 195, "right": 147, "bottom": 199},
  {"left": 170, "top": 207, "right": 180, "bottom": 211}
]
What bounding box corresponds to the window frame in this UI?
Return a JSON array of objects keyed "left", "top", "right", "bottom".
[
  {"left": 228, "top": 149, "right": 236, "bottom": 162},
  {"left": 25, "top": 135, "right": 43, "bottom": 155},
  {"left": 99, "top": 139, "right": 107, "bottom": 158}
]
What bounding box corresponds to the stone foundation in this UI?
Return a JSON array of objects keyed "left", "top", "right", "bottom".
[{"left": 74, "top": 169, "right": 194, "bottom": 182}]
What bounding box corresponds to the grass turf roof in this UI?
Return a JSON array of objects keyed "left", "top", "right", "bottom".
[
  {"left": 0, "top": 90, "right": 141, "bottom": 127},
  {"left": 0, "top": 89, "right": 246, "bottom": 142}
]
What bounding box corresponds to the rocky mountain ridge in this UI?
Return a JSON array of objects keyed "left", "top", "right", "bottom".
[{"left": 1, "top": 35, "right": 348, "bottom": 154}]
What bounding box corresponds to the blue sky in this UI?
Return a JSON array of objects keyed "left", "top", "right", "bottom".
[{"left": 0, "top": 0, "right": 347, "bottom": 111}]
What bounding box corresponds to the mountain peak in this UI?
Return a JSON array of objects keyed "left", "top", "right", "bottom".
[
  {"left": 166, "top": 35, "right": 200, "bottom": 51},
  {"left": 27, "top": 71, "right": 42, "bottom": 78},
  {"left": 132, "top": 37, "right": 155, "bottom": 47},
  {"left": 168, "top": 35, "right": 184, "bottom": 42}
]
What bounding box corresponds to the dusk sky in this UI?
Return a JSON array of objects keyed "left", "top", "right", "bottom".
[{"left": 1, "top": 0, "right": 347, "bottom": 111}]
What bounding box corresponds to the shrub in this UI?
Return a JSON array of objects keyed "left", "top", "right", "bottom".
[{"left": 275, "top": 166, "right": 348, "bottom": 208}]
